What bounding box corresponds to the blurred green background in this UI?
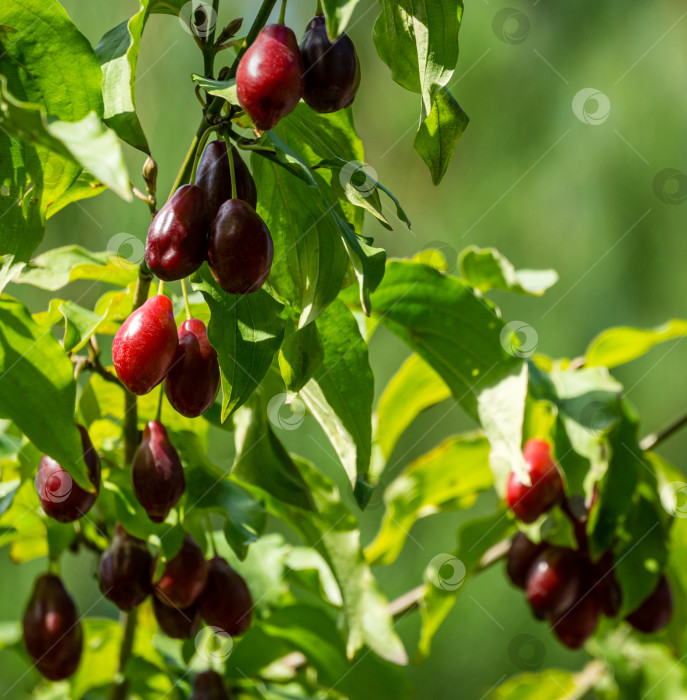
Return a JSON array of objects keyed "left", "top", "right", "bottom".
[{"left": 2, "top": 0, "right": 687, "bottom": 696}]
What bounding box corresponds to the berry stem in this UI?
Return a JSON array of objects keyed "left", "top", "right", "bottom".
[
  {"left": 158, "top": 279, "right": 165, "bottom": 295},
  {"left": 204, "top": 514, "right": 219, "bottom": 556},
  {"left": 316, "top": 0, "right": 323, "bottom": 15},
  {"left": 278, "top": 0, "right": 287, "bottom": 24},
  {"left": 109, "top": 608, "right": 138, "bottom": 700},
  {"left": 223, "top": 133, "right": 238, "bottom": 199},
  {"left": 156, "top": 384, "right": 164, "bottom": 423},
  {"left": 181, "top": 278, "right": 192, "bottom": 320},
  {"left": 190, "top": 125, "right": 217, "bottom": 186}
]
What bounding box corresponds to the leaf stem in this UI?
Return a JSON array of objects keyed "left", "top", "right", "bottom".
[
  {"left": 640, "top": 412, "right": 687, "bottom": 451},
  {"left": 204, "top": 514, "right": 219, "bottom": 556},
  {"left": 181, "top": 278, "right": 192, "bottom": 320},
  {"left": 109, "top": 608, "right": 138, "bottom": 700},
  {"left": 278, "top": 0, "right": 287, "bottom": 24}
]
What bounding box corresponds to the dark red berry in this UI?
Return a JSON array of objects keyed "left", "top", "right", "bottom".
[
  {"left": 526, "top": 547, "right": 581, "bottom": 620},
  {"left": 145, "top": 185, "right": 209, "bottom": 281},
  {"left": 196, "top": 140, "right": 258, "bottom": 220},
  {"left": 551, "top": 588, "right": 601, "bottom": 650},
  {"left": 207, "top": 199, "right": 273, "bottom": 295},
  {"left": 153, "top": 595, "right": 201, "bottom": 639},
  {"left": 99, "top": 524, "right": 152, "bottom": 611},
  {"left": 132, "top": 421, "right": 185, "bottom": 523},
  {"left": 35, "top": 425, "right": 100, "bottom": 523},
  {"left": 112, "top": 295, "right": 178, "bottom": 395},
  {"left": 236, "top": 24, "right": 304, "bottom": 131},
  {"left": 593, "top": 551, "right": 622, "bottom": 618},
  {"left": 191, "top": 669, "right": 231, "bottom": 700},
  {"left": 153, "top": 534, "right": 208, "bottom": 609},
  {"left": 506, "top": 439, "right": 564, "bottom": 523},
  {"left": 23, "top": 574, "right": 83, "bottom": 681},
  {"left": 506, "top": 532, "right": 545, "bottom": 589},
  {"left": 164, "top": 319, "right": 220, "bottom": 418},
  {"left": 626, "top": 575, "right": 673, "bottom": 633},
  {"left": 199, "top": 556, "right": 253, "bottom": 636},
  {"left": 300, "top": 15, "right": 360, "bottom": 113}
]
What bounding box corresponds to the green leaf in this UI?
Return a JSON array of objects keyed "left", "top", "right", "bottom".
[
  {"left": 477, "top": 363, "right": 529, "bottom": 495},
  {"left": 586, "top": 320, "right": 687, "bottom": 369},
  {"left": 0, "top": 297, "right": 89, "bottom": 490},
  {"left": 191, "top": 74, "right": 238, "bottom": 105},
  {"left": 179, "top": 435, "right": 267, "bottom": 560},
  {"left": 460, "top": 246, "right": 559, "bottom": 296},
  {"left": 33, "top": 298, "right": 106, "bottom": 353},
  {"left": 0, "top": 77, "right": 130, "bottom": 201},
  {"left": 46, "top": 172, "right": 108, "bottom": 219},
  {"left": 70, "top": 619, "right": 122, "bottom": 698},
  {"left": 488, "top": 667, "right": 601, "bottom": 699},
  {"left": 373, "top": 0, "right": 468, "bottom": 182},
  {"left": 375, "top": 353, "right": 451, "bottom": 466},
  {"left": 233, "top": 400, "right": 315, "bottom": 512},
  {"left": 278, "top": 323, "right": 324, "bottom": 393},
  {"left": 256, "top": 456, "right": 407, "bottom": 665},
  {"left": 614, "top": 491, "right": 668, "bottom": 616},
  {"left": 251, "top": 159, "right": 349, "bottom": 327},
  {"left": 345, "top": 261, "right": 521, "bottom": 419},
  {"left": 417, "top": 510, "right": 515, "bottom": 660},
  {"left": 313, "top": 157, "right": 411, "bottom": 230},
  {"left": 414, "top": 86, "right": 469, "bottom": 184},
  {"left": 366, "top": 433, "right": 493, "bottom": 566},
  {"left": 192, "top": 265, "right": 285, "bottom": 420},
  {"left": 95, "top": 7, "right": 151, "bottom": 153},
  {"left": 322, "top": 0, "right": 363, "bottom": 36},
  {"left": 16, "top": 245, "right": 137, "bottom": 291},
  {"left": 301, "top": 300, "right": 373, "bottom": 495}
]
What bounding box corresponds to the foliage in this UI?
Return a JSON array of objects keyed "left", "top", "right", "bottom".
[{"left": 0, "top": 1, "right": 685, "bottom": 699}]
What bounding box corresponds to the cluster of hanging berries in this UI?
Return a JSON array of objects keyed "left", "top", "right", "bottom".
[
  {"left": 505, "top": 439, "right": 674, "bottom": 649},
  {"left": 23, "top": 15, "right": 360, "bottom": 689},
  {"left": 24, "top": 523, "right": 252, "bottom": 683}
]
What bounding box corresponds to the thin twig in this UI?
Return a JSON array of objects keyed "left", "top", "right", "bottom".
[{"left": 640, "top": 411, "right": 687, "bottom": 451}]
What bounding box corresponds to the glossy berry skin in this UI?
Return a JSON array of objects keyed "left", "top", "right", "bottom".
[
  {"left": 112, "top": 295, "right": 178, "bottom": 395},
  {"left": 196, "top": 140, "right": 258, "bottom": 220},
  {"left": 300, "top": 15, "right": 360, "bottom": 113},
  {"left": 35, "top": 425, "right": 101, "bottom": 523},
  {"left": 526, "top": 548, "right": 580, "bottom": 620},
  {"left": 506, "top": 439, "right": 564, "bottom": 523},
  {"left": 236, "top": 24, "right": 304, "bottom": 130},
  {"left": 153, "top": 534, "right": 208, "bottom": 609},
  {"left": 145, "top": 185, "right": 209, "bottom": 281},
  {"left": 191, "top": 670, "right": 231, "bottom": 700},
  {"left": 132, "top": 421, "right": 185, "bottom": 523},
  {"left": 593, "top": 551, "right": 622, "bottom": 618},
  {"left": 164, "top": 319, "right": 220, "bottom": 418},
  {"left": 153, "top": 595, "right": 201, "bottom": 639},
  {"left": 23, "top": 574, "right": 83, "bottom": 681},
  {"left": 551, "top": 588, "right": 601, "bottom": 650},
  {"left": 207, "top": 199, "right": 274, "bottom": 295},
  {"left": 626, "top": 575, "right": 673, "bottom": 633},
  {"left": 99, "top": 524, "right": 152, "bottom": 611},
  {"left": 199, "top": 556, "right": 253, "bottom": 636},
  {"left": 506, "top": 532, "right": 545, "bottom": 589}
]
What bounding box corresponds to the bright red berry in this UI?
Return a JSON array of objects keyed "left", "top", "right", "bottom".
[{"left": 506, "top": 438, "right": 564, "bottom": 523}]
